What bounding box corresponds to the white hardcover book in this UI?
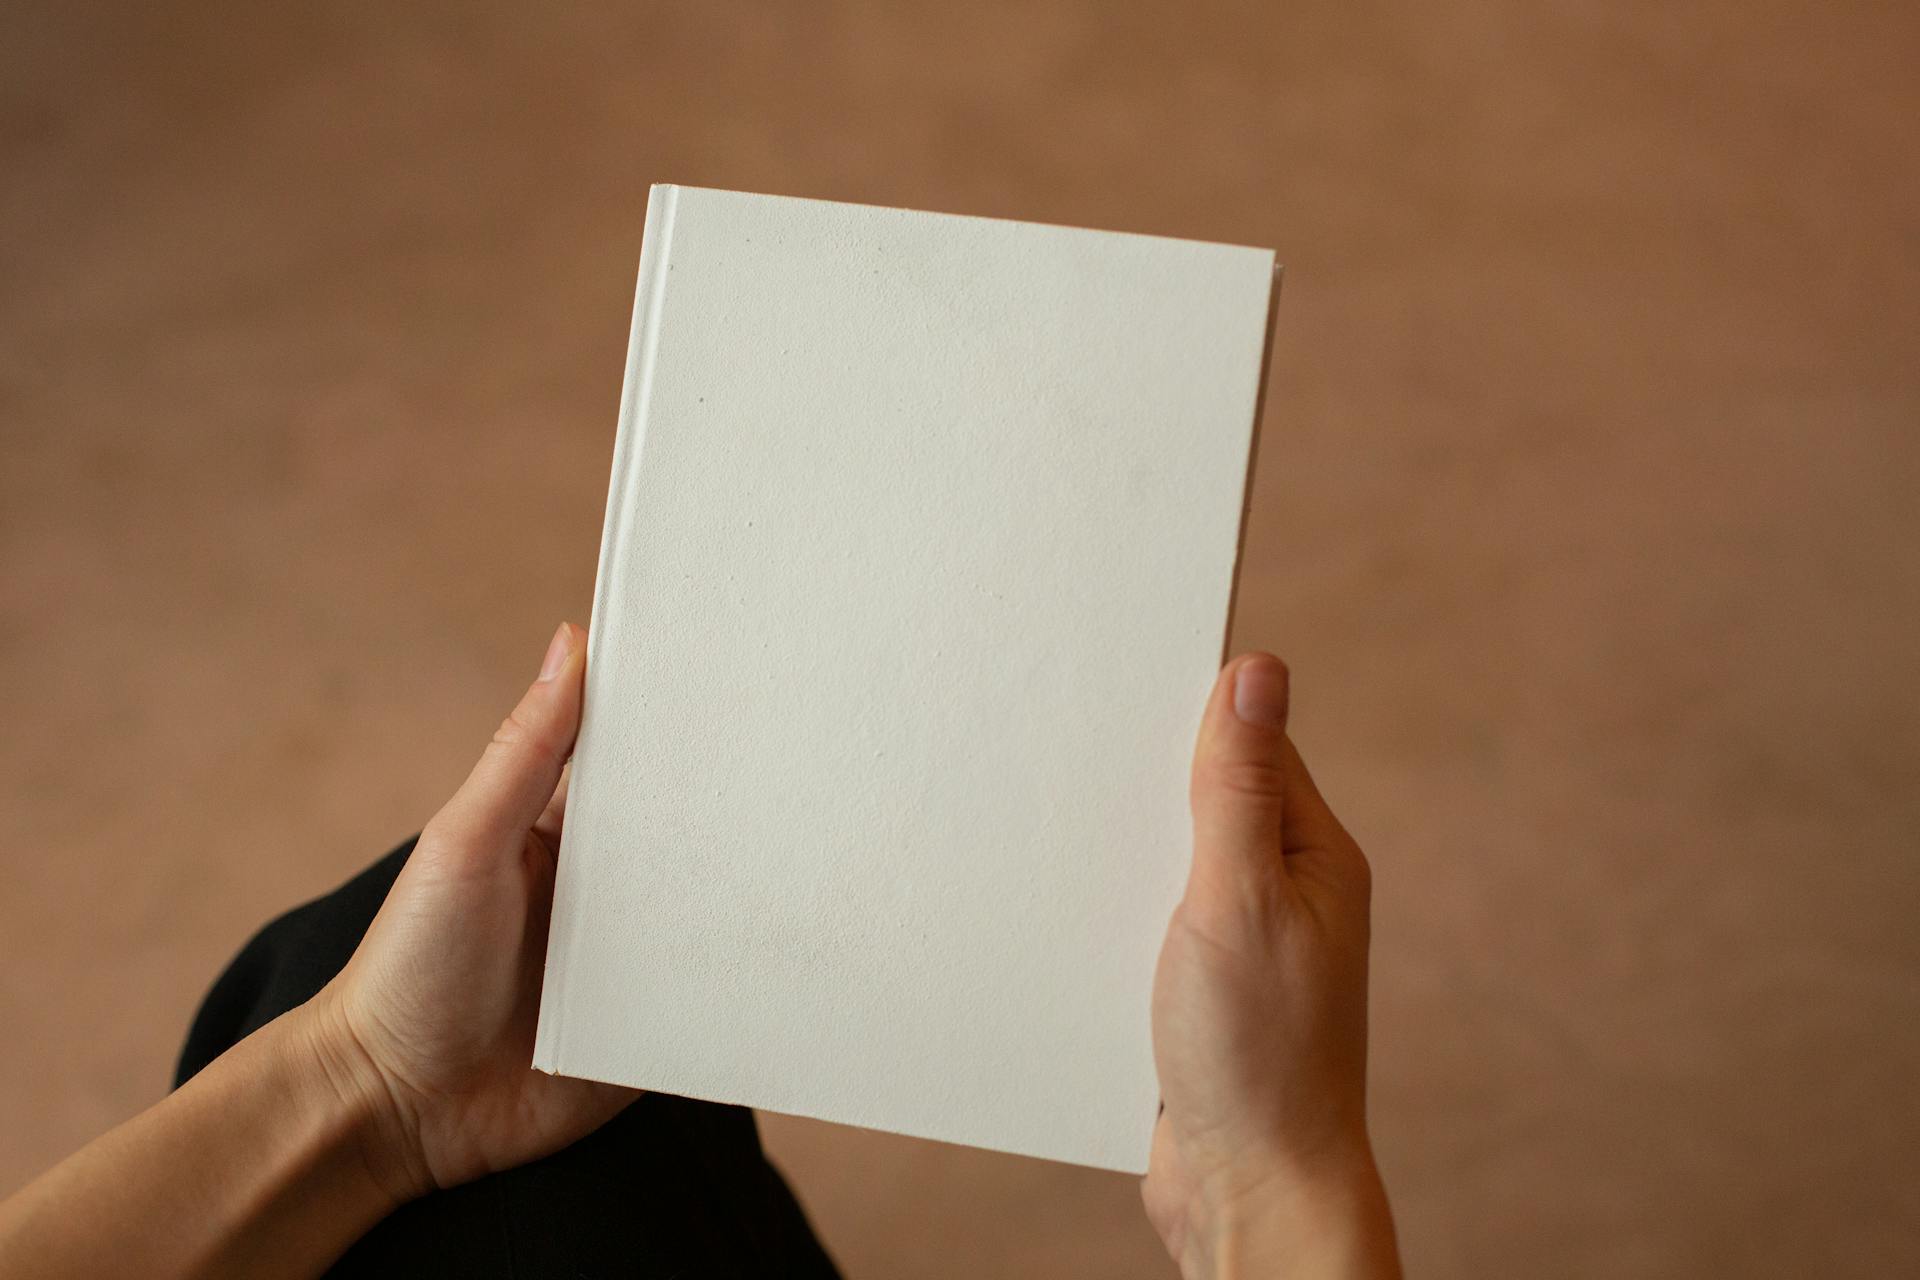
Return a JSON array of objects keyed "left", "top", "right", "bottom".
[{"left": 535, "top": 185, "right": 1278, "bottom": 1173}]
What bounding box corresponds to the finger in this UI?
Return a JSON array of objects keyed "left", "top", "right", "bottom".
[
  {"left": 1279, "top": 736, "right": 1372, "bottom": 901},
  {"left": 1279, "top": 736, "right": 1356, "bottom": 858},
  {"left": 430, "top": 623, "right": 585, "bottom": 854},
  {"left": 1188, "top": 652, "right": 1296, "bottom": 906},
  {"left": 532, "top": 764, "right": 571, "bottom": 855}
]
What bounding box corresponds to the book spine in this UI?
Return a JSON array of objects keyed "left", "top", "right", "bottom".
[
  {"left": 532, "top": 183, "right": 681, "bottom": 1073},
  {"left": 1216, "top": 257, "right": 1281, "bottom": 666}
]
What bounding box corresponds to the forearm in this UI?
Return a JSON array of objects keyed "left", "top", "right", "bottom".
[
  {"left": 0, "top": 1007, "right": 403, "bottom": 1280},
  {"left": 1181, "top": 1149, "right": 1401, "bottom": 1280}
]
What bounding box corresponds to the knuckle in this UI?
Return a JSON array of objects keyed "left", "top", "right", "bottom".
[
  {"left": 1349, "top": 849, "right": 1374, "bottom": 900},
  {"left": 1201, "top": 756, "right": 1291, "bottom": 803},
  {"left": 493, "top": 706, "right": 559, "bottom": 763},
  {"left": 416, "top": 812, "right": 468, "bottom": 858}
]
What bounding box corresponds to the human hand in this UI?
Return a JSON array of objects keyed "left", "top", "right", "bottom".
[
  {"left": 1144, "top": 654, "right": 1400, "bottom": 1278},
  {"left": 0, "top": 623, "right": 635, "bottom": 1279},
  {"left": 298, "top": 622, "right": 636, "bottom": 1203}
]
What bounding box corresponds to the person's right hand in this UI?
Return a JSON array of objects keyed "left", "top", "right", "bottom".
[{"left": 1144, "top": 654, "right": 1401, "bottom": 1278}]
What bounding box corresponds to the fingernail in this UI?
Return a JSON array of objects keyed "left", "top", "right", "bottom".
[
  {"left": 1232, "top": 654, "right": 1289, "bottom": 728},
  {"left": 537, "top": 624, "right": 572, "bottom": 682}
]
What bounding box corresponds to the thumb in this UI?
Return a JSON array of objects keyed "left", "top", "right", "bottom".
[
  {"left": 429, "top": 622, "right": 585, "bottom": 853},
  {"left": 1187, "top": 652, "right": 1295, "bottom": 916}
]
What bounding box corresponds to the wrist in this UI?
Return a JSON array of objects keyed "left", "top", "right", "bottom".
[
  {"left": 279, "top": 990, "right": 435, "bottom": 1208},
  {"left": 0, "top": 985, "right": 419, "bottom": 1276},
  {"left": 1181, "top": 1140, "right": 1399, "bottom": 1280}
]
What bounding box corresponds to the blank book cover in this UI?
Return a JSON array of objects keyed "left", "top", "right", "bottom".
[{"left": 534, "top": 184, "right": 1278, "bottom": 1174}]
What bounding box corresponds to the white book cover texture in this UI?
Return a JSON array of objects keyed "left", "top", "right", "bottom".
[{"left": 534, "top": 185, "right": 1278, "bottom": 1174}]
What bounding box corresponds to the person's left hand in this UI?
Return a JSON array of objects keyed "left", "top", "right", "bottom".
[{"left": 299, "top": 622, "right": 636, "bottom": 1203}]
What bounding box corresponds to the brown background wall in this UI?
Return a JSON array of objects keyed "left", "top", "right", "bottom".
[{"left": 4, "top": 1, "right": 1917, "bottom": 1275}]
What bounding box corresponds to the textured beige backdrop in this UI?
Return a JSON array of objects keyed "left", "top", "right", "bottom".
[{"left": 4, "top": 2, "right": 1917, "bottom": 1276}]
